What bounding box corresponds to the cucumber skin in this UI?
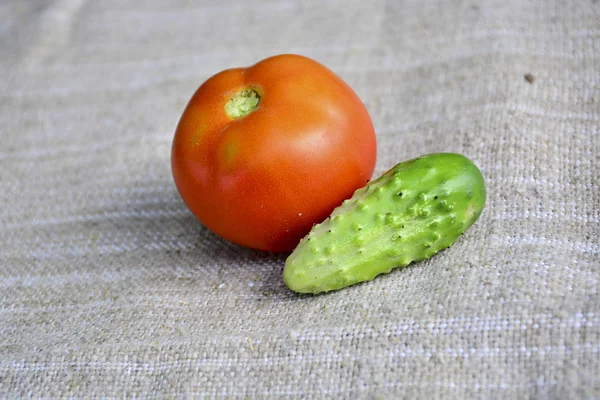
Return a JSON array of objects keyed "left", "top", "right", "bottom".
[{"left": 283, "top": 153, "right": 486, "bottom": 294}]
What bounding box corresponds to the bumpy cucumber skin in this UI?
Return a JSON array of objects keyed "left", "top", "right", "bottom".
[{"left": 283, "top": 153, "right": 486, "bottom": 294}]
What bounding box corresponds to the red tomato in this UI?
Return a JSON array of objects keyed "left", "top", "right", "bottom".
[{"left": 171, "top": 54, "right": 376, "bottom": 252}]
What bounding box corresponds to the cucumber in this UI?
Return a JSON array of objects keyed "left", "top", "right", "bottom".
[{"left": 283, "top": 153, "right": 486, "bottom": 294}]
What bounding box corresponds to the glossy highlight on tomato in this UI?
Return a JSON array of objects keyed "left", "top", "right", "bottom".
[{"left": 171, "top": 54, "right": 376, "bottom": 252}]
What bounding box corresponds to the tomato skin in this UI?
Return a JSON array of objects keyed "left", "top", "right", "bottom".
[{"left": 171, "top": 54, "right": 376, "bottom": 252}]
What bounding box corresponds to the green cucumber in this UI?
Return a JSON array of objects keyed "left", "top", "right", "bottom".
[{"left": 283, "top": 153, "right": 486, "bottom": 294}]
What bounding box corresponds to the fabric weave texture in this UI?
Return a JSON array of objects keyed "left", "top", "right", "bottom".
[{"left": 1, "top": 0, "right": 599, "bottom": 398}]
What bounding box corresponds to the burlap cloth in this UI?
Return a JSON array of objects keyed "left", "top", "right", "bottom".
[{"left": 1, "top": 0, "right": 599, "bottom": 398}]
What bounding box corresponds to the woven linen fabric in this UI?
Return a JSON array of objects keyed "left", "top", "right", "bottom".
[{"left": 1, "top": 0, "right": 599, "bottom": 398}]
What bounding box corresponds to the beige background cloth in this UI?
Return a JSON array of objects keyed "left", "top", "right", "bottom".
[{"left": 1, "top": 0, "right": 599, "bottom": 398}]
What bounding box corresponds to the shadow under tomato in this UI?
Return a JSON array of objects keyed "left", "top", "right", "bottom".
[{"left": 99, "top": 179, "right": 300, "bottom": 295}]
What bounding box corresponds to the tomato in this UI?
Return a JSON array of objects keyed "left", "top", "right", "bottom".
[{"left": 171, "top": 54, "right": 376, "bottom": 252}]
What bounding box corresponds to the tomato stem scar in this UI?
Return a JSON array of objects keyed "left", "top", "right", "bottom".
[{"left": 225, "top": 88, "right": 261, "bottom": 119}]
